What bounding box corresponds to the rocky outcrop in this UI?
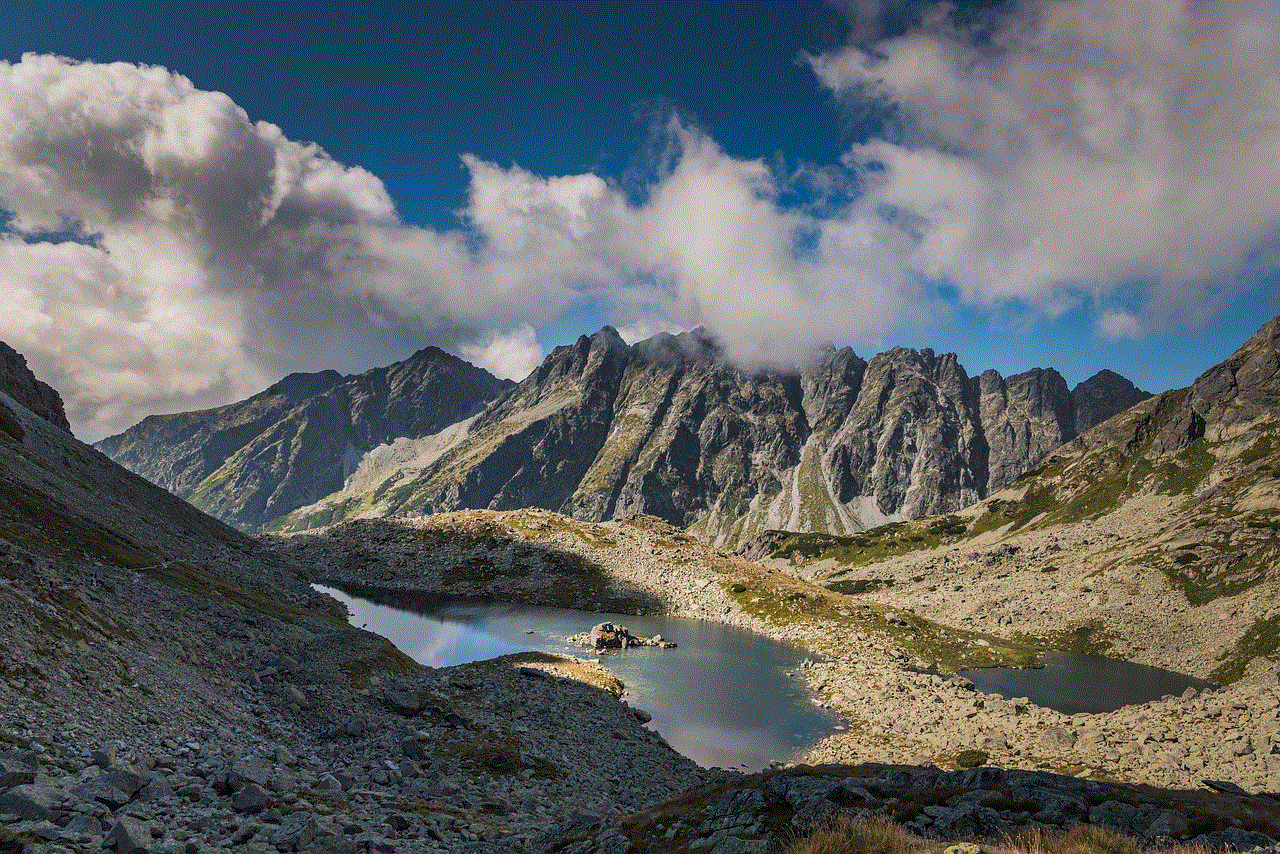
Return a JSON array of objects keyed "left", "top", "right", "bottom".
[
  {"left": 96, "top": 347, "right": 513, "bottom": 530},
  {"left": 274, "top": 328, "right": 1149, "bottom": 545},
  {"left": 0, "top": 341, "right": 70, "bottom": 432},
  {"left": 568, "top": 622, "right": 677, "bottom": 650}
]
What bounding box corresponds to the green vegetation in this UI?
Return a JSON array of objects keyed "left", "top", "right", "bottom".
[
  {"left": 1150, "top": 538, "right": 1275, "bottom": 607},
  {"left": 0, "top": 403, "right": 24, "bottom": 443},
  {"left": 1211, "top": 614, "right": 1280, "bottom": 685},
  {"left": 764, "top": 515, "right": 971, "bottom": 570},
  {"left": 0, "top": 825, "right": 35, "bottom": 854},
  {"left": 340, "top": 638, "right": 420, "bottom": 688},
  {"left": 0, "top": 476, "right": 162, "bottom": 568},
  {"left": 955, "top": 749, "right": 989, "bottom": 768},
  {"left": 142, "top": 560, "right": 342, "bottom": 626},
  {"left": 726, "top": 578, "right": 1041, "bottom": 671},
  {"left": 780, "top": 819, "right": 1215, "bottom": 854}
]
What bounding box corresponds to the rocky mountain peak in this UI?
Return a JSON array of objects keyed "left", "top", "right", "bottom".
[
  {"left": 96, "top": 345, "right": 513, "bottom": 531},
  {"left": 1070, "top": 369, "right": 1152, "bottom": 437},
  {"left": 0, "top": 341, "right": 71, "bottom": 433},
  {"left": 635, "top": 327, "right": 721, "bottom": 365}
]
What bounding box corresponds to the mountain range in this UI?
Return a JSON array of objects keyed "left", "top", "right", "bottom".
[
  {"left": 96, "top": 347, "right": 512, "bottom": 531},
  {"left": 98, "top": 328, "right": 1149, "bottom": 541}
]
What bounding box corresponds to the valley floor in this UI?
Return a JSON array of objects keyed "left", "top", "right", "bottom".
[{"left": 267, "top": 508, "right": 1280, "bottom": 797}]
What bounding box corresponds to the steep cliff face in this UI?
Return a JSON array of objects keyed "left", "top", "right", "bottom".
[
  {"left": 96, "top": 347, "right": 512, "bottom": 530},
  {"left": 0, "top": 341, "right": 71, "bottom": 433},
  {"left": 271, "top": 328, "right": 1149, "bottom": 544}
]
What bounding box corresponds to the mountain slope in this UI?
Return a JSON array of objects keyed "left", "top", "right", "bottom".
[
  {"left": 273, "top": 327, "right": 1148, "bottom": 544},
  {"left": 96, "top": 347, "right": 513, "bottom": 530},
  {"left": 748, "top": 315, "right": 1280, "bottom": 687}
]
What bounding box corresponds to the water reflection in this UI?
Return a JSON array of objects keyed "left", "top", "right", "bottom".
[{"left": 317, "top": 584, "right": 838, "bottom": 770}]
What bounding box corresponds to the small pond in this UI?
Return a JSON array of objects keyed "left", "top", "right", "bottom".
[
  {"left": 960, "top": 651, "right": 1212, "bottom": 714},
  {"left": 316, "top": 584, "right": 839, "bottom": 771}
]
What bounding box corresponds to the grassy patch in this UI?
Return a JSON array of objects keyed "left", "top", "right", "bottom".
[
  {"left": 0, "top": 475, "right": 162, "bottom": 568},
  {"left": 781, "top": 819, "right": 1214, "bottom": 854},
  {"left": 143, "top": 560, "right": 340, "bottom": 626},
  {"left": 0, "top": 403, "right": 25, "bottom": 443},
  {"left": 437, "top": 734, "right": 562, "bottom": 779},
  {"left": 1153, "top": 541, "right": 1275, "bottom": 606},
  {"left": 0, "top": 825, "right": 35, "bottom": 854},
  {"left": 725, "top": 579, "right": 1040, "bottom": 671},
  {"left": 763, "top": 516, "right": 970, "bottom": 569},
  {"left": 1211, "top": 614, "right": 1280, "bottom": 685},
  {"left": 954, "top": 748, "right": 988, "bottom": 768},
  {"left": 340, "top": 638, "right": 420, "bottom": 688}
]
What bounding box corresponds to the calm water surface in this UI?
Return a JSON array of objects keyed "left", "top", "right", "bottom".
[
  {"left": 960, "top": 651, "right": 1211, "bottom": 714},
  {"left": 316, "top": 584, "right": 839, "bottom": 771}
]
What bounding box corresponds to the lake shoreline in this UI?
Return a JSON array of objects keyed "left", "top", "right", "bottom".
[
  {"left": 265, "top": 509, "right": 1280, "bottom": 793},
  {"left": 317, "top": 581, "right": 842, "bottom": 772}
]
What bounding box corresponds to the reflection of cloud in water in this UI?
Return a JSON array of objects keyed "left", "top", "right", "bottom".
[
  {"left": 313, "top": 584, "right": 835, "bottom": 771},
  {"left": 317, "top": 585, "right": 533, "bottom": 667},
  {"left": 654, "top": 720, "right": 785, "bottom": 770}
]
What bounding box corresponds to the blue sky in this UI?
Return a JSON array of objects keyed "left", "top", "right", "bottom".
[{"left": 2, "top": 1, "right": 1279, "bottom": 439}]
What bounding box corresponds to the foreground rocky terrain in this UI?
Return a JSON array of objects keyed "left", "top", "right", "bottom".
[{"left": 0, "top": 369, "right": 723, "bottom": 852}]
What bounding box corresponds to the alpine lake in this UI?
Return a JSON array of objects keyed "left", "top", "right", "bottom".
[{"left": 319, "top": 585, "right": 1211, "bottom": 770}]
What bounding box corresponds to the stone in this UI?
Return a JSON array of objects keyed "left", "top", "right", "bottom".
[
  {"left": 1192, "top": 829, "right": 1277, "bottom": 851},
  {"left": 232, "top": 782, "right": 271, "bottom": 813},
  {"left": 103, "top": 815, "right": 153, "bottom": 854},
  {"left": 0, "top": 783, "right": 61, "bottom": 821},
  {"left": 0, "top": 755, "right": 37, "bottom": 789},
  {"left": 1039, "top": 726, "right": 1077, "bottom": 751},
  {"left": 91, "top": 745, "right": 118, "bottom": 768},
  {"left": 283, "top": 686, "right": 309, "bottom": 707}
]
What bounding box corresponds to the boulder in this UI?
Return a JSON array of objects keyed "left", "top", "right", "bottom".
[{"left": 103, "top": 815, "right": 153, "bottom": 853}]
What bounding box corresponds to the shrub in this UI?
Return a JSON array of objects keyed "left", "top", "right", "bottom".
[{"left": 955, "top": 749, "right": 989, "bottom": 768}]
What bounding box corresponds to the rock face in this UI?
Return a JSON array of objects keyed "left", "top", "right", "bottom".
[
  {"left": 0, "top": 341, "right": 71, "bottom": 433},
  {"left": 95, "top": 347, "right": 512, "bottom": 531},
  {"left": 275, "top": 328, "right": 1149, "bottom": 545}
]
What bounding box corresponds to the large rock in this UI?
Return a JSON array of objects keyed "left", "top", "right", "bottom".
[{"left": 0, "top": 341, "right": 71, "bottom": 433}]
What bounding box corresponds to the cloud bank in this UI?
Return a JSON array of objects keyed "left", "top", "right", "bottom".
[
  {"left": 811, "top": 0, "right": 1280, "bottom": 334},
  {"left": 2, "top": 4, "right": 1279, "bottom": 438}
]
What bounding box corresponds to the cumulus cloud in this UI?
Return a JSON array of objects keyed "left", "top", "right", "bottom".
[
  {"left": 457, "top": 325, "right": 543, "bottom": 381},
  {"left": 6, "top": 10, "right": 1280, "bottom": 439},
  {"left": 1095, "top": 309, "right": 1144, "bottom": 342},
  {"left": 810, "top": 0, "right": 1280, "bottom": 328},
  {"left": 0, "top": 55, "right": 575, "bottom": 438}
]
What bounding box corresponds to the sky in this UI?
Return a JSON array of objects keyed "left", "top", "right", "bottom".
[{"left": 2, "top": 0, "right": 1279, "bottom": 441}]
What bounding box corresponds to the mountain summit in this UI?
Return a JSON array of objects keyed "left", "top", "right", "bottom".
[
  {"left": 266, "top": 328, "right": 1148, "bottom": 543},
  {"left": 95, "top": 347, "right": 513, "bottom": 531}
]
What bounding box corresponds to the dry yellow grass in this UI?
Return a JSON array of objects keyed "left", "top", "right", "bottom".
[{"left": 781, "top": 819, "right": 1218, "bottom": 854}]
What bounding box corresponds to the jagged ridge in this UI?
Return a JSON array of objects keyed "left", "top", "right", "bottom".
[
  {"left": 274, "top": 327, "right": 1148, "bottom": 544},
  {"left": 96, "top": 347, "right": 513, "bottom": 531}
]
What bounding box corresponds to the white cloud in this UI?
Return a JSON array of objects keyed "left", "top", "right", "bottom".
[
  {"left": 615, "top": 318, "right": 686, "bottom": 346},
  {"left": 0, "top": 55, "right": 573, "bottom": 439},
  {"left": 458, "top": 325, "right": 543, "bottom": 382},
  {"left": 810, "top": 0, "right": 1280, "bottom": 330},
  {"left": 6, "top": 12, "right": 1280, "bottom": 440},
  {"left": 1095, "top": 309, "right": 1144, "bottom": 342}
]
